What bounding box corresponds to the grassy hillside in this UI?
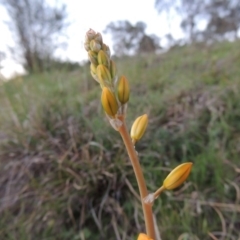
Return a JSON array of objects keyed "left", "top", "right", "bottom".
[{"left": 0, "top": 40, "right": 240, "bottom": 240}]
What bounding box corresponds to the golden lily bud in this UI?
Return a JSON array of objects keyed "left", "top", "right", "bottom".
[
  {"left": 130, "top": 114, "right": 148, "bottom": 143},
  {"left": 109, "top": 60, "right": 117, "bottom": 80},
  {"left": 97, "top": 64, "right": 112, "bottom": 87},
  {"left": 138, "top": 233, "right": 153, "bottom": 240},
  {"left": 97, "top": 50, "right": 109, "bottom": 67},
  {"left": 118, "top": 75, "right": 130, "bottom": 104},
  {"left": 144, "top": 163, "right": 193, "bottom": 204},
  {"left": 85, "top": 29, "right": 96, "bottom": 42},
  {"left": 163, "top": 162, "right": 193, "bottom": 190},
  {"left": 88, "top": 51, "right": 98, "bottom": 65},
  {"left": 90, "top": 40, "right": 101, "bottom": 52},
  {"left": 101, "top": 87, "right": 118, "bottom": 117}
]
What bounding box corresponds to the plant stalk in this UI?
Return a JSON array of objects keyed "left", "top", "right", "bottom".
[{"left": 118, "top": 116, "right": 156, "bottom": 239}]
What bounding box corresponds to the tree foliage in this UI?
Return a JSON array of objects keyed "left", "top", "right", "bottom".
[
  {"left": 155, "top": 0, "right": 240, "bottom": 43},
  {"left": 104, "top": 21, "right": 161, "bottom": 56},
  {"left": 1, "top": 0, "right": 68, "bottom": 72}
]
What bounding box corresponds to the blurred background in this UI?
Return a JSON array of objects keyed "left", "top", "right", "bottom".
[{"left": 0, "top": 0, "right": 240, "bottom": 239}]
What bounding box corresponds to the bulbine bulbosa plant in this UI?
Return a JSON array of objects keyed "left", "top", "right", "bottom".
[{"left": 84, "top": 29, "right": 193, "bottom": 240}]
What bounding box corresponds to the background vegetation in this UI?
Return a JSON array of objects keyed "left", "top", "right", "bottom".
[{"left": 0, "top": 39, "right": 240, "bottom": 240}]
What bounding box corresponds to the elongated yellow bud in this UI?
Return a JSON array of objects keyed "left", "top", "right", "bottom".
[
  {"left": 163, "top": 162, "right": 193, "bottom": 190},
  {"left": 138, "top": 233, "right": 153, "bottom": 240},
  {"left": 97, "top": 64, "right": 112, "bottom": 87},
  {"left": 109, "top": 60, "right": 117, "bottom": 79},
  {"left": 144, "top": 162, "right": 193, "bottom": 204},
  {"left": 97, "top": 50, "right": 109, "bottom": 67},
  {"left": 130, "top": 114, "right": 148, "bottom": 143},
  {"left": 101, "top": 87, "right": 118, "bottom": 117},
  {"left": 118, "top": 75, "right": 130, "bottom": 104}
]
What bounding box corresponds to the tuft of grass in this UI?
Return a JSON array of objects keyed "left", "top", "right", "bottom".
[{"left": 1, "top": 40, "right": 240, "bottom": 239}]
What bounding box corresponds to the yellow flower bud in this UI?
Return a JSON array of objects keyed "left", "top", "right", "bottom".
[
  {"left": 97, "top": 64, "right": 112, "bottom": 87},
  {"left": 138, "top": 233, "right": 153, "bottom": 240},
  {"left": 101, "top": 87, "right": 119, "bottom": 118},
  {"left": 88, "top": 51, "right": 98, "bottom": 65},
  {"left": 118, "top": 75, "right": 130, "bottom": 104},
  {"left": 97, "top": 50, "right": 109, "bottom": 67},
  {"left": 163, "top": 162, "right": 193, "bottom": 190},
  {"left": 90, "top": 39, "right": 101, "bottom": 52},
  {"left": 109, "top": 60, "right": 117, "bottom": 80},
  {"left": 130, "top": 114, "right": 148, "bottom": 143}
]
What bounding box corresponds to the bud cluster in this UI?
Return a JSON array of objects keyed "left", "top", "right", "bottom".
[
  {"left": 84, "top": 29, "right": 130, "bottom": 123},
  {"left": 84, "top": 29, "right": 114, "bottom": 88}
]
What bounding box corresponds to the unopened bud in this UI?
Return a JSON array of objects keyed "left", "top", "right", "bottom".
[
  {"left": 97, "top": 50, "right": 109, "bottom": 67},
  {"left": 163, "top": 162, "right": 193, "bottom": 190},
  {"left": 88, "top": 51, "right": 98, "bottom": 65},
  {"left": 101, "top": 87, "right": 119, "bottom": 118},
  {"left": 90, "top": 40, "right": 101, "bottom": 52},
  {"left": 117, "top": 75, "right": 130, "bottom": 104},
  {"left": 97, "top": 64, "right": 112, "bottom": 87},
  {"left": 109, "top": 60, "right": 117, "bottom": 80},
  {"left": 130, "top": 114, "right": 148, "bottom": 143}
]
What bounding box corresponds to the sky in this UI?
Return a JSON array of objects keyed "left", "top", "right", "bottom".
[{"left": 0, "top": 0, "right": 183, "bottom": 79}]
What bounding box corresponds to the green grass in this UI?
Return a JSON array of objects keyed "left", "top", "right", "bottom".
[{"left": 0, "top": 40, "right": 240, "bottom": 240}]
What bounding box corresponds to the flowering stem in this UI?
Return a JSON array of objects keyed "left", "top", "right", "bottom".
[{"left": 118, "top": 116, "right": 155, "bottom": 239}]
